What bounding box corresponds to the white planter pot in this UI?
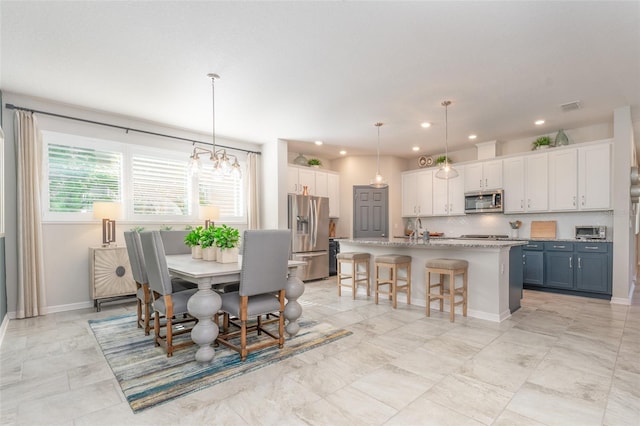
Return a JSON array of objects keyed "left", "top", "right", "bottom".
[
  {"left": 191, "top": 245, "right": 202, "bottom": 259},
  {"left": 216, "top": 247, "right": 238, "bottom": 264},
  {"left": 202, "top": 246, "right": 216, "bottom": 261}
]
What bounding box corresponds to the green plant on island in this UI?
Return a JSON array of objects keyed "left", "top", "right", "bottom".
[
  {"left": 159, "top": 224, "right": 173, "bottom": 231},
  {"left": 184, "top": 226, "right": 204, "bottom": 247},
  {"left": 199, "top": 225, "right": 217, "bottom": 249},
  {"left": 307, "top": 158, "right": 322, "bottom": 167},
  {"left": 435, "top": 155, "right": 450, "bottom": 165},
  {"left": 213, "top": 224, "right": 240, "bottom": 249},
  {"left": 532, "top": 136, "right": 551, "bottom": 150},
  {"left": 130, "top": 226, "right": 145, "bottom": 232}
]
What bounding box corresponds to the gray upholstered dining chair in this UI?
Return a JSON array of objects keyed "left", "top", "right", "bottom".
[
  {"left": 139, "top": 231, "right": 198, "bottom": 356},
  {"left": 159, "top": 230, "right": 190, "bottom": 255},
  {"left": 125, "top": 230, "right": 198, "bottom": 335},
  {"left": 216, "top": 229, "right": 291, "bottom": 361},
  {"left": 124, "top": 231, "right": 153, "bottom": 335}
]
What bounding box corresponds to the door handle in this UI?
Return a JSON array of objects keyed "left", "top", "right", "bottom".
[
  {"left": 578, "top": 257, "right": 581, "bottom": 269},
  {"left": 569, "top": 257, "right": 572, "bottom": 268},
  {"left": 584, "top": 246, "right": 600, "bottom": 250},
  {"left": 553, "top": 245, "right": 566, "bottom": 249},
  {"left": 572, "top": 196, "right": 576, "bottom": 207}
]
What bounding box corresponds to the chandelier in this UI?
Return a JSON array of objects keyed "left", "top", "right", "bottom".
[{"left": 188, "top": 73, "right": 241, "bottom": 178}]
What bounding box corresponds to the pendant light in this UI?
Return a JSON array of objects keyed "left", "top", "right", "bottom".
[
  {"left": 370, "top": 122, "right": 388, "bottom": 188},
  {"left": 188, "top": 73, "right": 242, "bottom": 179},
  {"left": 435, "top": 100, "right": 458, "bottom": 180}
]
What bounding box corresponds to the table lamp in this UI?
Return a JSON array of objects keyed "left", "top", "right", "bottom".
[
  {"left": 93, "top": 202, "right": 122, "bottom": 247},
  {"left": 199, "top": 205, "right": 220, "bottom": 228}
]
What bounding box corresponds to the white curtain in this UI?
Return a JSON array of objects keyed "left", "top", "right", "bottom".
[
  {"left": 246, "top": 152, "right": 260, "bottom": 230},
  {"left": 15, "top": 111, "right": 47, "bottom": 318}
]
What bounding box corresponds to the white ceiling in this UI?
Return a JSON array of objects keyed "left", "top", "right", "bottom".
[{"left": 1, "top": 1, "right": 639, "bottom": 159}]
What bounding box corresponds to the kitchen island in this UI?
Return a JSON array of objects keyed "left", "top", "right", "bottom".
[{"left": 337, "top": 237, "right": 527, "bottom": 322}]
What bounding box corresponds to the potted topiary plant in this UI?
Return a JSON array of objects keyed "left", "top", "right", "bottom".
[
  {"left": 213, "top": 224, "right": 240, "bottom": 263},
  {"left": 532, "top": 136, "right": 551, "bottom": 150},
  {"left": 184, "top": 226, "right": 204, "bottom": 259},
  {"left": 199, "top": 225, "right": 217, "bottom": 261},
  {"left": 307, "top": 158, "right": 322, "bottom": 168}
]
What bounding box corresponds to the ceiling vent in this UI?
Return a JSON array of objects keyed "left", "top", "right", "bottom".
[{"left": 560, "top": 100, "right": 581, "bottom": 112}]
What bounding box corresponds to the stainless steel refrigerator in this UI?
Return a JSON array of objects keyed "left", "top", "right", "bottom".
[{"left": 288, "top": 194, "right": 329, "bottom": 281}]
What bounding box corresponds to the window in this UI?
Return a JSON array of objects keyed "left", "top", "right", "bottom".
[{"left": 42, "top": 131, "right": 246, "bottom": 223}]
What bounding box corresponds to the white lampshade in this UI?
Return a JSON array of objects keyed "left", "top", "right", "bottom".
[
  {"left": 199, "top": 205, "right": 220, "bottom": 221},
  {"left": 92, "top": 202, "right": 122, "bottom": 219}
]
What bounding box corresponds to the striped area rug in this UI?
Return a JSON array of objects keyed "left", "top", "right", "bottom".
[{"left": 89, "top": 314, "right": 351, "bottom": 412}]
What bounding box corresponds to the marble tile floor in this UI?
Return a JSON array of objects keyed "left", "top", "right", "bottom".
[{"left": 1, "top": 279, "right": 638, "bottom": 426}]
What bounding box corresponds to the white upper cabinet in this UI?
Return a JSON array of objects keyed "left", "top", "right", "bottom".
[
  {"left": 549, "top": 148, "right": 578, "bottom": 211},
  {"left": 289, "top": 165, "right": 341, "bottom": 217},
  {"left": 433, "top": 166, "right": 465, "bottom": 216},
  {"left": 402, "top": 170, "right": 433, "bottom": 216},
  {"left": 503, "top": 157, "right": 525, "bottom": 213},
  {"left": 524, "top": 153, "right": 549, "bottom": 212},
  {"left": 464, "top": 159, "right": 502, "bottom": 192},
  {"left": 327, "top": 172, "right": 340, "bottom": 217},
  {"left": 504, "top": 153, "right": 548, "bottom": 213},
  {"left": 548, "top": 141, "right": 612, "bottom": 212},
  {"left": 315, "top": 171, "right": 329, "bottom": 197},
  {"left": 287, "top": 166, "right": 316, "bottom": 194},
  {"left": 578, "top": 142, "right": 611, "bottom": 210}
]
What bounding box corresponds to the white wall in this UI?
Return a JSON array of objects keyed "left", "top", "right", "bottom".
[
  {"left": 330, "top": 155, "right": 409, "bottom": 238},
  {"left": 261, "top": 139, "right": 289, "bottom": 229},
  {"left": 612, "top": 106, "right": 635, "bottom": 303},
  {"left": 2, "top": 92, "right": 263, "bottom": 315}
]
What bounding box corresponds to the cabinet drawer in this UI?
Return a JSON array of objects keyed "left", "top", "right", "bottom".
[
  {"left": 576, "top": 243, "right": 609, "bottom": 253},
  {"left": 544, "top": 242, "right": 574, "bottom": 252},
  {"left": 523, "top": 241, "right": 544, "bottom": 250}
]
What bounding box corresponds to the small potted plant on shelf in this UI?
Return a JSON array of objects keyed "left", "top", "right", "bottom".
[
  {"left": 435, "top": 155, "right": 450, "bottom": 165},
  {"left": 184, "top": 226, "right": 204, "bottom": 259},
  {"left": 307, "top": 158, "right": 322, "bottom": 168},
  {"left": 532, "top": 136, "right": 551, "bottom": 150},
  {"left": 199, "top": 225, "right": 217, "bottom": 261},
  {"left": 213, "top": 224, "right": 240, "bottom": 263}
]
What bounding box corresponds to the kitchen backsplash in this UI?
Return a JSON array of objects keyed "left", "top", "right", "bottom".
[{"left": 401, "top": 211, "right": 614, "bottom": 239}]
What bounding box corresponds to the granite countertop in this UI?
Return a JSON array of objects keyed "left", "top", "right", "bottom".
[{"left": 336, "top": 237, "right": 528, "bottom": 249}]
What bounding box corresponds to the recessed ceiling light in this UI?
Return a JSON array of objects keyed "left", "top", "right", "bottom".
[
  {"left": 412, "top": 146, "right": 420, "bottom": 152},
  {"left": 421, "top": 122, "right": 431, "bottom": 128},
  {"left": 468, "top": 134, "right": 477, "bottom": 140},
  {"left": 314, "top": 140, "right": 323, "bottom": 145},
  {"left": 339, "top": 150, "right": 347, "bottom": 155},
  {"left": 535, "top": 120, "right": 545, "bottom": 126}
]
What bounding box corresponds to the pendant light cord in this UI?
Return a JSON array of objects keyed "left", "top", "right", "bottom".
[
  {"left": 442, "top": 100, "right": 451, "bottom": 164},
  {"left": 208, "top": 73, "right": 220, "bottom": 152},
  {"left": 376, "top": 122, "right": 382, "bottom": 174}
]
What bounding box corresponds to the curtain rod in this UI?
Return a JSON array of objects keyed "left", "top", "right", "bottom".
[{"left": 5, "top": 103, "right": 261, "bottom": 155}]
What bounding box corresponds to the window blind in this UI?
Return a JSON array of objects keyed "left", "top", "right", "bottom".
[
  {"left": 198, "top": 163, "right": 245, "bottom": 219},
  {"left": 132, "top": 154, "right": 190, "bottom": 216}
]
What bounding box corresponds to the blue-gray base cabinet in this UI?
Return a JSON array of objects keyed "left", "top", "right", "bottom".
[{"left": 523, "top": 241, "right": 612, "bottom": 299}]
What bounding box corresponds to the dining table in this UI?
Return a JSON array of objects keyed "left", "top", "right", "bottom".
[{"left": 165, "top": 254, "right": 306, "bottom": 363}]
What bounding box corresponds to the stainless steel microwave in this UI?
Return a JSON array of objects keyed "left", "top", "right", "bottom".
[
  {"left": 464, "top": 190, "right": 503, "bottom": 214},
  {"left": 575, "top": 226, "right": 607, "bottom": 240}
]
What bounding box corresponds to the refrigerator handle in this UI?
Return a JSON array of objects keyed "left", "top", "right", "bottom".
[{"left": 311, "top": 199, "right": 317, "bottom": 247}]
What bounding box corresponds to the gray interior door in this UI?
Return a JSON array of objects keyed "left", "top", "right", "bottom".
[{"left": 353, "top": 185, "right": 388, "bottom": 238}]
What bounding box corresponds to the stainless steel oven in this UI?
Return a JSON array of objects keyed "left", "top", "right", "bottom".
[{"left": 464, "top": 190, "right": 504, "bottom": 214}]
